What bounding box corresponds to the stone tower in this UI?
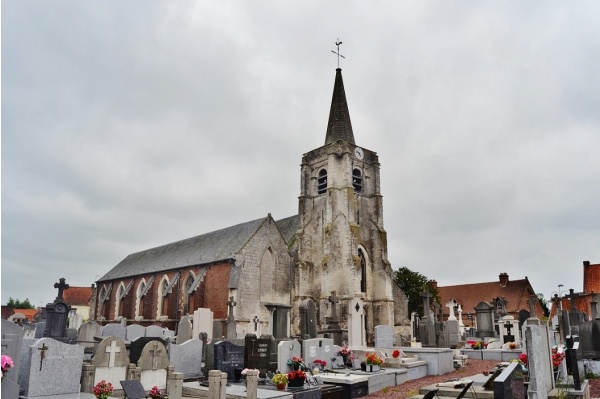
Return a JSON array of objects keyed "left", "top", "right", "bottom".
[{"left": 292, "top": 68, "right": 405, "bottom": 344}]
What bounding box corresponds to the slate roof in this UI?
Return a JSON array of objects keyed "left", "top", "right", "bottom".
[
  {"left": 275, "top": 214, "right": 301, "bottom": 247},
  {"left": 98, "top": 216, "right": 271, "bottom": 282},
  {"left": 62, "top": 286, "right": 93, "bottom": 306},
  {"left": 437, "top": 275, "right": 537, "bottom": 315},
  {"left": 325, "top": 68, "right": 355, "bottom": 145}
]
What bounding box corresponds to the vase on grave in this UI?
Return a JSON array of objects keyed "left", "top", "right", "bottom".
[
  {"left": 366, "top": 364, "right": 381, "bottom": 372},
  {"left": 276, "top": 383, "right": 286, "bottom": 390},
  {"left": 287, "top": 378, "right": 305, "bottom": 388}
]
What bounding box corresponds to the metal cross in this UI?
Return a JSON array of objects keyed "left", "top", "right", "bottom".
[
  {"left": 253, "top": 316, "right": 260, "bottom": 331},
  {"left": 227, "top": 296, "right": 237, "bottom": 320},
  {"left": 328, "top": 291, "right": 339, "bottom": 321},
  {"left": 331, "top": 39, "right": 345, "bottom": 68},
  {"left": 38, "top": 343, "right": 48, "bottom": 371}
]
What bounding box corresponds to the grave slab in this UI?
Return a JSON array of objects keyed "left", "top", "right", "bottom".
[{"left": 169, "top": 339, "right": 203, "bottom": 379}]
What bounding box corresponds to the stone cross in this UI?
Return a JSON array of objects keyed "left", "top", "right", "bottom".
[
  {"left": 457, "top": 304, "right": 465, "bottom": 327},
  {"left": 53, "top": 277, "right": 70, "bottom": 302},
  {"left": 328, "top": 291, "right": 340, "bottom": 323},
  {"left": 226, "top": 296, "right": 237, "bottom": 321},
  {"left": 568, "top": 289, "right": 577, "bottom": 311},
  {"left": 38, "top": 343, "right": 48, "bottom": 371},
  {"left": 149, "top": 346, "right": 162, "bottom": 370},
  {"left": 253, "top": 316, "right": 260, "bottom": 331},
  {"left": 527, "top": 295, "right": 537, "bottom": 317},
  {"left": 105, "top": 340, "right": 121, "bottom": 367},
  {"left": 420, "top": 287, "right": 433, "bottom": 323}
]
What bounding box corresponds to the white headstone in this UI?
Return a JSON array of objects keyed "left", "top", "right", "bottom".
[
  {"left": 374, "top": 325, "right": 394, "bottom": 348},
  {"left": 177, "top": 316, "right": 193, "bottom": 342},
  {"left": 193, "top": 308, "right": 214, "bottom": 341},
  {"left": 446, "top": 299, "right": 457, "bottom": 321},
  {"left": 302, "top": 338, "right": 335, "bottom": 368},
  {"left": 277, "top": 339, "right": 302, "bottom": 373},
  {"left": 347, "top": 296, "right": 366, "bottom": 347}
]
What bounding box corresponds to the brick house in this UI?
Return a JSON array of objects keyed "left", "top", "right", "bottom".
[
  {"left": 94, "top": 68, "right": 408, "bottom": 341},
  {"left": 436, "top": 273, "right": 545, "bottom": 327},
  {"left": 62, "top": 286, "right": 94, "bottom": 321},
  {"left": 549, "top": 260, "right": 600, "bottom": 321}
]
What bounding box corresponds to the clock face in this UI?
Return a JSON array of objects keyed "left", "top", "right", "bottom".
[{"left": 354, "top": 147, "right": 364, "bottom": 160}]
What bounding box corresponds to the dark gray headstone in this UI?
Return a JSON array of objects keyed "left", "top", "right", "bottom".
[
  {"left": 300, "top": 299, "right": 318, "bottom": 338},
  {"left": 34, "top": 322, "right": 46, "bottom": 339},
  {"left": 244, "top": 334, "right": 271, "bottom": 375},
  {"left": 214, "top": 341, "right": 245, "bottom": 381},
  {"left": 169, "top": 339, "right": 203, "bottom": 379},
  {"left": 475, "top": 301, "right": 496, "bottom": 338},
  {"left": 579, "top": 319, "right": 600, "bottom": 358},
  {"left": 493, "top": 361, "right": 527, "bottom": 399},
  {"left": 130, "top": 337, "right": 167, "bottom": 365},
  {"left": 1, "top": 320, "right": 24, "bottom": 399},
  {"left": 43, "top": 301, "right": 71, "bottom": 341}
]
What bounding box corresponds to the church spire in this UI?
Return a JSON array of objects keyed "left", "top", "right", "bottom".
[{"left": 324, "top": 68, "right": 355, "bottom": 145}]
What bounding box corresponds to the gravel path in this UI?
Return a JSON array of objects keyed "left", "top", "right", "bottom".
[{"left": 365, "top": 360, "right": 600, "bottom": 398}]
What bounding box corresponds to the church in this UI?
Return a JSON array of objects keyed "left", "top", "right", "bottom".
[{"left": 94, "top": 67, "right": 409, "bottom": 344}]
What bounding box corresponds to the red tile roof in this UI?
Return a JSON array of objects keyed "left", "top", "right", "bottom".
[
  {"left": 13, "top": 308, "right": 40, "bottom": 321},
  {"left": 437, "top": 273, "right": 544, "bottom": 319},
  {"left": 62, "top": 286, "right": 93, "bottom": 306}
]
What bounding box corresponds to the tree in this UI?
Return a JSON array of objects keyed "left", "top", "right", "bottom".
[
  {"left": 537, "top": 293, "right": 550, "bottom": 317},
  {"left": 394, "top": 267, "right": 440, "bottom": 317},
  {"left": 6, "top": 297, "right": 35, "bottom": 309}
]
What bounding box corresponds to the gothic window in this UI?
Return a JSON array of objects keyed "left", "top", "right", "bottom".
[
  {"left": 353, "top": 168, "right": 362, "bottom": 192},
  {"left": 135, "top": 279, "right": 146, "bottom": 319},
  {"left": 157, "top": 277, "right": 170, "bottom": 318},
  {"left": 98, "top": 286, "right": 109, "bottom": 320},
  {"left": 183, "top": 273, "right": 195, "bottom": 315},
  {"left": 115, "top": 282, "right": 125, "bottom": 318},
  {"left": 317, "top": 169, "right": 327, "bottom": 194}
]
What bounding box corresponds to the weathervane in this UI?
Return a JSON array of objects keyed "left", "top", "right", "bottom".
[{"left": 331, "top": 39, "right": 345, "bottom": 68}]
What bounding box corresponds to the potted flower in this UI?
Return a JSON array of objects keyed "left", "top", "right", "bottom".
[
  {"left": 1, "top": 355, "right": 14, "bottom": 381},
  {"left": 272, "top": 373, "right": 288, "bottom": 390},
  {"left": 287, "top": 356, "right": 305, "bottom": 371},
  {"left": 338, "top": 345, "right": 354, "bottom": 367},
  {"left": 551, "top": 346, "right": 565, "bottom": 380},
  {"left": 392, "top": 349, "right": 400, "bottom": 359},
  {"left": 149, "top": 386, "right": 169, "bottom": 399},
  {"left": 313, "top": 359, "right": 327, "bottom": 372},
  {"left": 93, "top": 380, "right": 114, "bottom": 399},
  {"left": 286, "top": 370, "right": 307, "bottom": 388},
  {"left": 365, "top": 352, "right": 383, "bottom": 372}
]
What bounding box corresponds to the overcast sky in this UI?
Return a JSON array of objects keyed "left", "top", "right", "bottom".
[{"left": 2, "top": 1, "right": 599, "bottom": 309}]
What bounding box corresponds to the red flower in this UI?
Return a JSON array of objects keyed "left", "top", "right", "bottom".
[
  {"left": 519, "top": 353, "right": 528, "bottom": 366},
  {"left": 287, "top": 370, "right": 307, "bottom": 380},
  {"left": 392, "top": 350, "right": 400, "bottom": 358}
]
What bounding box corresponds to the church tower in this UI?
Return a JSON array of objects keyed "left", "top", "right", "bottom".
[{"left": 293, "top": 68, "right": 405, "bottom": 344}]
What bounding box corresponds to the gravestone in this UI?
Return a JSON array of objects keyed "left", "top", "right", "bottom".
[
  {"left": 1, "top": 320, "right": 24, "bottom": 399},
  {"left": 177, "top": 316, "right": 193, "bottom": 342},
  {"left": 277, "top": 339, "right": 301, "bottom": 373},
  {"left": 244, "top": 334, "right": 271, "bottom": 375},
  {"left": 225, "top": 296, "right": 237, "bottom": 339},
  {"left": 78, "top": 320, "right": 101, "bottom": 355},
  {"left": 130, "top": 336, "right": 168, "bottom": 364},
  {"left": 420, "top": 287, "right": 436, "bottom": 346},
  {"left": 302, "top": 337, "right": 335, "bottom": 369},
  {"left": 33, "top": 322, "right": 46, "bottom": 339},
  {"left": 92, "top": 336, "right": 128, "bottom": 388},
  {"left": 192, "top": 308, "right": 214, "bottom": 340},
  {"left": 347, "top": 296, "right": 366, "bottom": 347},
  {"left": 146, "top": 325, "right": 166, "bottom": 338},
  {"left": 446, "top": 319, "right": 461, "bottom": 348},
  {"left": 474, "top": 301, "right": 496, "bottom": 338},
  {"left": 138, "top": 340, "right": 170, "bottom": 390},
  {"left": 299, "top": 299, "right": 318, "bottom": 339},
  {"left": 101, "top": 323, "right": 127, "bottom": 340},
  {"left": 446, "top": 299, "right": 457, "bottom": 321},
  {"left": 20, "top": 337, "right": 85, "bottom": 397},
  {"left": 499, "top": 315, "right": 520, "bottom": 344},
  {"left": 213, "top": 340, "right": 245, "bottom": 381},
  {"left": 43, "top": 278, "right": 72, "bottom": 342},
  {"left": 565, "top": 335, "right": 581, "bottom": 390},
  {"left": 169, "top": 339, "right": 203, "bottom": 379},
  {"left": 579, "top": 319, "right": 600, "bottom": 359},
  {"left": 23, "top": 324, "right": 36, "bottom": 340},
  {"left": 68, "top": 310, "right": 83, "bottom": 330},
  {"left": 374, "top": 325, "right": 394, "bottom": 348},
  {"left": 127, "top": 324, "right": 146, "bottom": 341},
  {"left": 524, "top": 319, "right": 553, "bottom": 398}
]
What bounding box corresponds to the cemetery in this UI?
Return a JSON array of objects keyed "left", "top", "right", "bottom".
[{"left": 2, "top": 278, "right": 599, "bottom": 399}]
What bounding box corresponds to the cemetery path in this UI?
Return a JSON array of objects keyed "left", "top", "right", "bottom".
[{"left": 366, "top": 359, "right": 500, "bottom": 398}]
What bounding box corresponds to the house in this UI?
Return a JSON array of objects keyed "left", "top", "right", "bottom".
[
  {"left": 549, "top": 260, "right": 600, "bottom": 321},
  {"left": 436, "top": 273, "right": 545, "bottom": 327},
  {"left": 94, "top": 67, "right": 408, "bottom": 342},
  {"left": 62, "top": 285, "right": 94, "bottom": 321}
]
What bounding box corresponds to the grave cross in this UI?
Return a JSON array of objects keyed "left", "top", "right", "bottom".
[
  {"left": 568, "top": 288, "right": 577, "bottom": 311},
  {"left": 38, "top": 343, "right": 48, "bottom": 371},
  {"left": 420, "top": 287, "right": 433, "bottom": 323},
  {"left": 504, "top": 321, "right": 513, "bottom": 336},
  {"left": 149, "top": 343, "right": 162, "bottom": 370},
  {"left": 226, "top": 296, "right": 237, "bottom": 321},
  {"left": 328, "top": 291, "right": 339, "bottom": 322},
  {"left": 106, "top": 340, "right": 121, "bottom": 367},
  {"left": 253, "top": 316, "right": 260, "bottom": 332},
  {"left": 527, "top": 294, "right": 537, "bottom": 317},
  {"left": 53, "top": 277, "right": 70, "bottom": 302}
]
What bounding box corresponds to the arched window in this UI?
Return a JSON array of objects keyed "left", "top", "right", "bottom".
[
  {"left": 182, "top": 273, "right": 195, "bottom": 315},
  {"left": 353, "top": 169, "right": 362, "bottom": 192},
  {"left": 317, "top": 169, "right": 327, "bottom": 194},
  {"left": 135, "top": 279, "right": 146, "bottom": 319},
  {"left": 359, "top": 248, "right": 367, "bottom": 293},
  {"left": 115, "top": 282, "right": 125, "bottom": 318},
  {"left": 157, "top": 277, "right": 170, "bottom": 318}
]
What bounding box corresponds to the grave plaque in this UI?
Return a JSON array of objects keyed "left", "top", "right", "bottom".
[
  {"left": 244, "top": 334, "right": 271, "bottom": 375},
  {"left": 214, "top": 341, "right": 245, "bottom": 381},
  {"left": 169, "top": 339, "right": 203, "bottom": 379}
]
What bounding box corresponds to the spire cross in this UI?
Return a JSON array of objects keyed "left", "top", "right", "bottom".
[{"left": 331, "top": 39, "right": 345, "bottom": 68}]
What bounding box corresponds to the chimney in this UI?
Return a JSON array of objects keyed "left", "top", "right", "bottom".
[{"left": 499, "top": 273, "right": 509, "bottom": 287}]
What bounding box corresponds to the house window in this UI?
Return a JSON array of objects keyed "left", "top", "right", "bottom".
[
  {"left": 353, "top": 169, "right": 362, "bottom": 192},
  {"left": 317, "top": 169, "right": 327, "bottom": 194}
]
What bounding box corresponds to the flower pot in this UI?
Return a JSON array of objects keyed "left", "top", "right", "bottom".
[
  {"left": 276, "top": 383, "right": 286, "bottom": 390},
  {"left": 366, "top": 364, "right": 380, "bottom": 372},
  {"left": 293, "top": 364, "right": 300, "bottom": 371},
  {"left": 288, "top": 378, "right": 305, "bottom": 388}
]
